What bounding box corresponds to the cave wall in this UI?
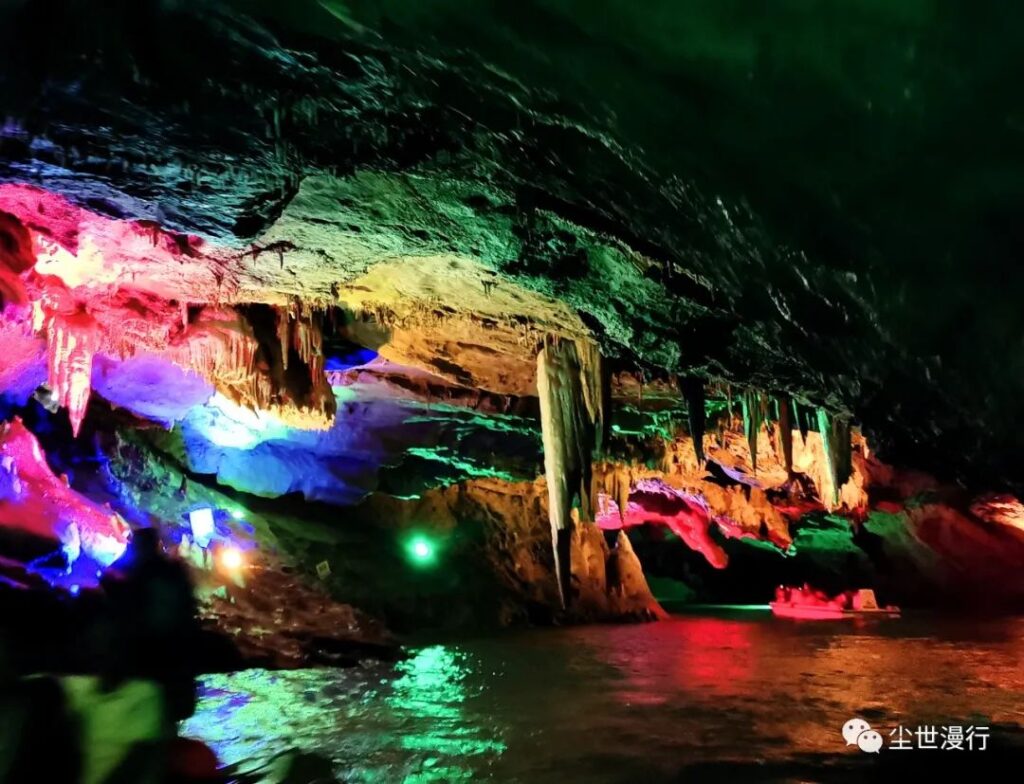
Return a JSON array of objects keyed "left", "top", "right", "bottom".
[{"left": 3, "top": 1, "right": 1024, "bottom": 632}]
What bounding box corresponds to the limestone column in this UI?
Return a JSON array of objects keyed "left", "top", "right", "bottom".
[
  {"left": 817, "top": 408, "right": 852, "bottom": 506},
  {"left": 537, "top": 335, "right": 607, "bottom": 607}
]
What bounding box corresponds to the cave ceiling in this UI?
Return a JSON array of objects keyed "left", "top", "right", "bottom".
[{"left": 1, "top": 1, "right": 1023, "bottom": 490}]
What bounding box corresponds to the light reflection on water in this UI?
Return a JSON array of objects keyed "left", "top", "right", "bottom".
[
  {"left": 182, "top": 645, "right": 505, "bottom": 782},
  {"left": 182, "top": 613, "right": 1024, "bottom": 782}
]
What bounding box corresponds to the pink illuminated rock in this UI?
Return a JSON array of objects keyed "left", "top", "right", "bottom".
[
  {"left": 43, "top": 308, "right": 100, "bottom": 436},
  {"left": 0, "top": 185, "right": 334, "bottom": 431},
  {"left": 595, "top": 476, "right": 729, "bottom": 569},
  {"left": 0, "top": 418, "right": 128, "bottom": 563},
  {"left": 0, "top": 321, "right": 45, "bottom": 402}
]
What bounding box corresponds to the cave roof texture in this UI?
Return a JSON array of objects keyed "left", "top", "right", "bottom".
[{"left": 1, "top": 0, "right": 1022, "bottom": 491}]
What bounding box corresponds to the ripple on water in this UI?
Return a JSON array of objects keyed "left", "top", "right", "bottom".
[
  {"left": 182, "top": 645, "right": 506, "bottom": 782},
  {"left": 182, "top": 614, "right": 1024, "bottom": 783}
]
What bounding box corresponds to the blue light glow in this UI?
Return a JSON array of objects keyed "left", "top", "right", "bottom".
[
  {"left": 189, "top": 394, "right": 291, "bottom": 450},
  {"left": 325, "top": 347, "right": 378, "bottom": 371}
]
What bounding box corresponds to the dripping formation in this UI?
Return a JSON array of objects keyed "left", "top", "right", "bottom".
[
  {"left": 3, "top": 10, "right": 1024, "bottom": 782},
  {"left": 537, "top": 335, "right": 608, "bottom": 607},
  {"left": 39, "top": 307, "right": 99, "bottom": 436},
  {"left": 1, "top": 0, "right": 1018, "bottom": 656}
]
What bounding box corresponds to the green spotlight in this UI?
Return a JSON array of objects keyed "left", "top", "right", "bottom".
[{"left": 405, "top": 534, "right": 437, "bottom": 566}]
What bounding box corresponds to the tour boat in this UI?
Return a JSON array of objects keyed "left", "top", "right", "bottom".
[{"left": 770, "top": 588, "right": 900, "bottom": 620}]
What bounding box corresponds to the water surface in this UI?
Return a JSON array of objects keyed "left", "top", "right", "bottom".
[{"left": 182, "top": 611, "right": 1024, "bottom": 782}]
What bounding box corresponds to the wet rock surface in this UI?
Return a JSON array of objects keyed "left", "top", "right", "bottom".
[
  {"left": 2, "top": 1, "right": 1024, "bottom": 649},
  {"left": 2, "top": 1, "right": 1023, "bottom": 490}
]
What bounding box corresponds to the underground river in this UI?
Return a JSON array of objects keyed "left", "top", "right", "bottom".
[{"left": 182, "top": 610, "right": 1024, "bottom": 782}]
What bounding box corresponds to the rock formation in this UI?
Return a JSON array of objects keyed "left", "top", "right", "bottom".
[
  {"left": 2, "top": 0, "right": 1024, "bottom": 639},
  {"left": 0, "top": 418, "right": 128, "bottom": 563},
  {"left": 537, "top": 335, "right": 609, "bottom": 607}
]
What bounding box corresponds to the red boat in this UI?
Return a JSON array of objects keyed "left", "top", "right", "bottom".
[{"left": 770, "top": 587, "right": 900, "bottom": 620}]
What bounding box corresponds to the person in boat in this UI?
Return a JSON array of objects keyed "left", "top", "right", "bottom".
[
  {"left": 0, "top": 644, "right": 82, "bottom": 783},
  {"left": 99, "top": 527, "right": 201, "bottom": 724},
  {"left": 806, "top": 583, "right": 831, "bottom": 606}
]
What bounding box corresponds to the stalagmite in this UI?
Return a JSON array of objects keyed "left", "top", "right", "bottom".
[
  {"left": 678, "top": 376, "right": 706, "bottom": 465},
  {"left": 777, "top": 396, "right": 794, "bottom": 474},
  {"left": 537, "top": 335, "right": 607, "bottom": 607},
  {"left": 816, "top": 408, "right": 852, "bottom": 505}
]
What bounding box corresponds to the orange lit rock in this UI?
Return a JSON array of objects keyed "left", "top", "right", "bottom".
[
  {"left": 358, "top": 476, "right": 665, "bottom": 623},
  {"left": 606, "top": 531, "right": 669, "bottom": 620},
  {"left": 571, "top": 523, "right": 667, "bottom": 621},
  {"left": 969, "top": 494, "right": 1024, "bottom": 532},
  {"left": 537, "top": 335, "right": 607, "bottom": 605},
  {"left": 160, "top": 305, "right": 335, "bottom": 430}
]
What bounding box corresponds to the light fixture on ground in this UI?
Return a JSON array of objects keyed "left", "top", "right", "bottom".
[{"left": 405, "top": 534, "right": 437, "bottom": 567}]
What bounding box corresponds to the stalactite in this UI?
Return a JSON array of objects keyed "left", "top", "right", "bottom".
[
  {"left": 576, "top": 339, "right": 610, "bottom": 455},
  {"left": 165, "top": 308, "right": 260, "bottom": 397},
  {"left": 537, "top": 335, "right": 606, "bottom": 607},
  {"left": 794, "top": 399, "right": 809, "bottom": 444},
  {"left": 44, "top": 309, "right": 99, "bottom": 437},
  {"left": 816, "top": 408, "right": 852, "bottom": 505},
  {"left": 678, "top": 376, "right": 706, "bottom": 465},
  {"left": 277, "top": 304, "right": 291, "bottom": 371},
  {"left": 595, "top": 462, "right": 633, "bottom": 524},
  {"left": 658, "top": 444, "right": 673, "bottom": 475},
  {"left": 613, "top": 465, "right": 631, "bottom": 522},
  {"left": 740, "top": 389, "right": 764, "bottom": 473},
  {"left": 291, "top": 302, "right": 325, "bottom": 381},
  {"left": 777, "top": 396, "right": 794, "bottom": 475}
]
